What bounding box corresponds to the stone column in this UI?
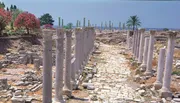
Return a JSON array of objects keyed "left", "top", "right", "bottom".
[
  {"left": 127, "top": 31, "right": 130, "bottom": 49},
  {"left": 145, "top": 30, "right": 156, "bottom": 76},
  {"left": 135, "top": 29, "right": 141, "bottom": 60},
  {"left": 161, "top": 31, "right": 177, "bottom": 98},
  {"left": 42, "top": 30, "right": 53, "bottom": 103},
  {"left": 55, "top": 28, "right": 65, "bottom": 102},
  {"left": 138, "top": 29, "right": 145, "bottom": 64},
  {"left": 75, "top": 28, "right": 82, "bottom": 76},
  {"left": 63, "top": 30, "right": 72, "bottom": 97},
  {"left": 34, "top": 59, "right": 40, "bottom": 71},
  {"left": 140, "top": 37, "right": 149, "bottom": 70},
  {"left": 133, "top": 31, "right": 137, "bottom": 58},
  {"left": 154, "top": 47, "right": 166, "bottom": 90},
  {"left": 132, "top": 31, "right": 135, "bottom": 54},
  {"left": 71, "top": 58, "right": 76, "bottom": 89}
]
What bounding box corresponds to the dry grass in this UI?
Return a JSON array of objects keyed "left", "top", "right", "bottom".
[
  {"left": 152, "top": 59, "right": 158, "bottom": 67},
  {"left": 174, "top": 49, "right": 180, "bottom": 59}
]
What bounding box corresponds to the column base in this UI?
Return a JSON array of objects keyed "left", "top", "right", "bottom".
[
  {"left": 53, "top": 98, "right": 65, "bottom": 103},
  {"left": 144, "top": 70, "right": 153, "bottom": 76},
  {"left": 63, "top": 88, "right": 72, "bottom": 97},
  {"left": 161, "top": 87, "right": 172, "bottom": 98},
  {"left": 153, "top": 81, "right": 162, "bottom": 90},
  {"left": 137, "top": 61, "right": 142, "bottom": 65}
]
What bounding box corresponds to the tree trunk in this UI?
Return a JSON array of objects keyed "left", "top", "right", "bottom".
[
  {"left": 26, "top": 27, "right": 29, "bottom": 34},
  {"left": 132, "top": 25, "right": 135, "bottom": 35}
]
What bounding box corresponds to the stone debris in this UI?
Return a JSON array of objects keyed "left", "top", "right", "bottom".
[{"left": 85, "top": 43, "right": 145, "bottom": 103}]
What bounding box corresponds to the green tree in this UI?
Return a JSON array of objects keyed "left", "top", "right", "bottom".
[
  {"left": 66, "top": 23, "right": 73, "bottom": 29},
  {"left": 11, "top": 9, "right": 23, "bottom": 30},
  {"left": 163, "top": 28, "right": 169, "bottom": 31},
  {"left": 10, "top": 5, "right": 13, "bottom": 11},
  {"left": 126, "top": 15, "right": 141, "bottom": 32},
  {"left": 39, "top": 13, "right": 54, "bottom": 26},
  {"left": 13, "top": 5, "right": 17, "bottom": 10},
  {"left": 0, "top": 2, "right": 5, "bottom": 8}
]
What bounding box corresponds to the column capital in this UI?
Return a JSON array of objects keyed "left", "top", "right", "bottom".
[
  {"left": 140, "top": 28, "right": 145, "bottom": 33},
  {"left": 56, "top": 28, "right": 64, "bottom": 38},
  {"left": 65, "top": 30, "right": 72, "bottom": 37},
  {"left": 150, "top": 30, "right": 156, "bottom": 35},
  {"left": 42, "top": 29, "right": 54, "bottom": 41},
  {"left": 167, "top": 31, "right": 178, "bottom": 37}
]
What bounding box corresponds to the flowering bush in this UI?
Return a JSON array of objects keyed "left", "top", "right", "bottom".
[
  {"left": 14, "top": 12, "right": 40, "bottom": 34},
  {"left": 43, "top": 24, "right": 53, "bottom": 29},
  {"left": 0, "top": 8, "right": 11, "bottom": 35}
]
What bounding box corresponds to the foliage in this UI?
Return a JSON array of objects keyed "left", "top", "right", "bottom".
[
  {"left": 126, "top": 15, "right": 141, "bottom": 31},
  {"left": 163, "top": 28, "right": 169, "bottom": 31},
  {"left": 66, "top": 23, "right": 73, "bottom": 29},
  {"left": 0, "top": 8, "right": 12, "bottom": 35},
  {"left": 0, "top": 2, "right": 5, "bottom": 9},
  {"left": 172, "top": 69, "right": 180, "bottom": 76},
  {"left": 14, "top": 12, "right": 40, "bottom": 34},
  {"left": 39, "top": 13, "right": 54, "bottom": 26},
  {"left": 10, "top": 4, "right": 17, "bottom": 11},
  {"left": 11, "top": 9, "right": 23, "bottom": 30},
  {"left": 43, "top": 24, "right": 54, "bottom": 29}
]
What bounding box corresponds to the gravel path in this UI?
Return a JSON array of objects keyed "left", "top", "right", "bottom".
[{"left": 90, "top": 43, "right": 144, "bottom": 103}]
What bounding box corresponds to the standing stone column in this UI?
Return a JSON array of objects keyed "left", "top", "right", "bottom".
[
  {"left": 132, "top": 31, "right": 135, "bottom": 54},
  {"left": 138, "top": 29, "right": 145, "bottom": 64},
  {"left": 63, "top": 30, "right": 72, "bottom": 97},
  {"left": 133, "top": 31, "right": 137, "bottom": 58},
  {"left": 75, "top": 28, "right": 82, "bottom": 76},
  {"left": 135, "top": 29, "right": 141, "bottom": 60},
  {"left": 71, "top": 58, "right": 76, "bottom": 89},
  {"left": 80, "top": 29, "right": 84, "bottom": 73},
  {"left": 140, "top": 37, "right": 149, "bottom": 70},
  {"left": 154, "top": 47, "right": 166, "bottom": 90},
  {"left": 55, "top": 28, "right": 65, "bottom": 102},
  {"left": 145, "top": 30, "right": 156, "bottom": 76},
  {"left": 127, "top": 31, "right": 130, "bottom": 49},
  {"left": 161, "top": 31, "right": 177, "bottom": 98},
  {"left": 42, "top": 30, "right": 53, "bottom": 103}
]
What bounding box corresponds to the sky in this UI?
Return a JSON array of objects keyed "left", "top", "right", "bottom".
[{"left": 2, "top": 0, "right": 180, "bottom": 28}]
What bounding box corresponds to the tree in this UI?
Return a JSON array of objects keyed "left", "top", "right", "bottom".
[
  {"left": 0, "top": 8, "right": 11, "bottom": 35},
  {"left": 6, "top": 7, "right": 9, "bottom": 11},
  {"left": 13, "top": 5, "right": 17, "bottom": 10},
  {"left": 10, "top": 5, "right": 13, "bottom": 11},
  {"left": 163, "top": 28, "right": 169, "bottom": 31},
  {"left": 39, "top": 13, "right": 54, "bottom": 26},
  {"left": 10, "top": 9, "right": 23, "bottom": 30},
  {"left": 66, "top": 23, "right": 73, "bottom": 29},
  {"left": 14, "top": 12, "right": 40, "bottom": 34},
  {"left": 0, "top": 2, "right": 5, "bottom": 8},
  {"left": 126, "top": 15, "right": 141, "bottom": 32}
]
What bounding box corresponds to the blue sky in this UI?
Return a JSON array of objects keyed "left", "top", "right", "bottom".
[{"left": 2, "top": 0, "right": 180, "bottom": 28}]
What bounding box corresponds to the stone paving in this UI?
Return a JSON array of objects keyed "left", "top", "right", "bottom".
[{"left": 89, "top": 43, "right": 144, "bottom": 103}]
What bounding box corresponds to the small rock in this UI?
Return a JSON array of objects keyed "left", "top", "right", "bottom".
[
  {"left": 175, "top": 76, "right": 180, "bottom": 79},
  {"left": 82, "top": 83, "right": 93, "bottom": 88},
  {"left": 90, "top": 95, "right": 98, "bottom": 101},
  {"left": 172, "top": 98, "right": 180, "bottom": 103},
  {"left": 87, "top": 85, "right": 95, "bottom": 90}
]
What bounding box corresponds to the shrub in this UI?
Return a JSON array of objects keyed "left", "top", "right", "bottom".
[
  {"left": 14, "top": 12, "right": 40, "bottom": 34},
  {"left": 43, "top": 24, "right": 53, "bottom": 29},
  {"left": 0, "top": 8, "right": 11, "bottom": 35},
  {"left": 163, "top": 28, "right": 169, "bottom": 31}
]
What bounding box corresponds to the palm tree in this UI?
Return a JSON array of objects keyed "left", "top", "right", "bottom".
[{"left": 126, "top": 15, "right": 141, "bottom": 32}]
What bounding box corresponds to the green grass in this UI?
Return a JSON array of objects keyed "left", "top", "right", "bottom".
[{"left": 172, "top": 70, "right": 180, "bottom": 76}]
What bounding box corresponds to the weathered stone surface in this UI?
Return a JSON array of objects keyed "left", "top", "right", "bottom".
[{"left": 0, "top": 78, "right": 8, "bottom": 90}]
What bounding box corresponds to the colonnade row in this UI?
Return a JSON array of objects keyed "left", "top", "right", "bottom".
[
  {"left": 127, "top": 29, "right": 177, "bottom": 98},
  {"left": 42, "top": 27, "right": 96, "bottom": 103}
]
